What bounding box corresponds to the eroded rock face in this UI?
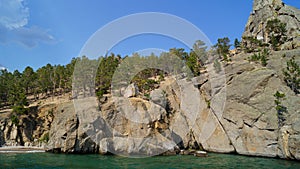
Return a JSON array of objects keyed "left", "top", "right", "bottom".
[
  {"left": 0, "top": 104, "right": 55, "bottom": 147},
  {"left": 222, "top": 51, "right": 300, "bottom": 159},
  {"left": 0, "top": 130, "right": 4, "bottom": 146},
  {"left": 160, "top": 50, "right": 299, "bottom": 159},
  {"left": 243, "top": 0, "right": 300, "bottom": 50},
  {"left": 45, "top": 48, "right": 299, "bottom": 159},
  {"left": 150, "top": 89, "right": 167, "bottom": 108},
  {"left": 123, "top": 83, "right": 139, "bottom": 98},
  {"left": 46, "top": 96, "right": 179, "bottom": 156},
  {"left": 98, "top": 135, "right": 178, "bottom": 157}
]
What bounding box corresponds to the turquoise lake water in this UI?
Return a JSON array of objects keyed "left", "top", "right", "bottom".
[{"left": 0, "top": 152, "right": 300, "bottom": 169}]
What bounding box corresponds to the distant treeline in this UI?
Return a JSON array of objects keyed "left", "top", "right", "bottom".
[
  {"left": 0, "top": 40, "right": 217, "bottom": 112},
  {"left": 0, "top": 58, "right": 76, "bottom": 110}
]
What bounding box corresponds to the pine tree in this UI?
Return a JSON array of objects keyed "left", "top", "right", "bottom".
[
  {"left": 283, "top": 56, "right": 300, "bottom": 94},
  {"left": 215, "top": 37, "right": 231, "bottom": 61}
]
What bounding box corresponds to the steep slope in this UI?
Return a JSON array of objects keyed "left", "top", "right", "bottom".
[
  {"left": 243, "top": 0, "right": 300, "bottom": 50},
  {"left": 43, "top": 49, "right": 300, "bottom": 159}
]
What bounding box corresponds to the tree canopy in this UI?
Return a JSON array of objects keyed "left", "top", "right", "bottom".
[{"left": 0, "top": 40, "right": 211, "bottom": 109}]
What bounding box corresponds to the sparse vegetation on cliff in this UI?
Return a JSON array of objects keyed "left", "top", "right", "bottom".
[
  {"left": 242, "top": 36, "right": 268, "bottom": 53},
  {"left": 283, "top": 56, "right": 300, "bottom": 94},
  {"left": 248, "top": 48, "right": 269, "bottom": 66},
  {"left": 274, "top": 91, "right": 287, "bottom": 127},
  {"left": 215, "top": 37, "right": 231, "bottom": 61},
  {"left": 266, "top": 18, "right": 287, "bottom": 50}
]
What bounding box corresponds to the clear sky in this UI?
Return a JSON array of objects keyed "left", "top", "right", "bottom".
[{"left": 0, "top": 0, "right": 299, "bottom": 71}]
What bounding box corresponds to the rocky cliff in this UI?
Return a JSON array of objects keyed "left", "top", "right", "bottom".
[
  {"left": 42, "top": 48, "right": 299, "bottom": 159},
  {"left": 0, "top": 104, "right": 55, "bottom": 147},
  {"left": 0, "top": 0, "right": 299, "bottom": 160},
  {"left": 242, "top": 0, "right": 300, "bottom": 50}
]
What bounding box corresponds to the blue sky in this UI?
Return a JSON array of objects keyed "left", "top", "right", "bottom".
[{"left": 0, "top": 0, "right": 299, "bottom": 71}]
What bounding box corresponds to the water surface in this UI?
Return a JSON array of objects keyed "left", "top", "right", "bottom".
[{"left": 0, "top": 153, "right": 299, "bottom": 169}]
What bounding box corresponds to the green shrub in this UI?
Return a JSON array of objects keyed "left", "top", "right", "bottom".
[
  {"left": 159, "top": 73, "right": 165, "bottom": 82},
  {"left": 144, "top": 93, "right": 150, "bottom": 99},
  {"left": 10, "top": 115, "right": 19, "bottom": 125},
  {"left": 39, "top": 132, "right": 50, "bottom": 143},
  {"left": 282, "top": 56, "right": 300, "bottom": 94},
  {"left": 266, "top": 18, "right": 287, "bottom": 50},
  {"left": 12, "top": 105, "right": 28, "bottom": 115},
  {"left": 242, "top": 36, "right": 268, "bottom": 53},
  {"left": 48, "top": 109, "right": 54, "bottom": 116},
  {"left": 96, "top": 89, "right": 106, "bottom": 99},
  {"left": 274, "top": 91, "right": 287, "bottom": 127},
  {"left": 215, "top": 37, "right": 231, "bottom": 62},
  {"left": 248, "top": 48, "right": 269, "bottom": 66},
  {"left": 249, "top": 53, "right": 260, "bottom": 61},
  {"left": 205, "top": 99, "right": 211, "bottom": 108},
  {"left": 234, "top": 38, "right": 241, "bottom": 49}
]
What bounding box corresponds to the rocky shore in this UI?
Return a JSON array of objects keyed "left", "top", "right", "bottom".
[
  {"left": 0, "top": 0, "right": 299, "bottom": 160},
  {"left": 0, "top": 146, "right": 45, "bottom": 153}
]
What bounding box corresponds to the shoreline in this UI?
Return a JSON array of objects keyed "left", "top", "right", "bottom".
[{"left": 0, "top": 146, "right": 45, "bottom": 153}]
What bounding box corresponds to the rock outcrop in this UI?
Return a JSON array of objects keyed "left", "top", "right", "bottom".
[
  {"left": 242, "top": 0, "right": 300, "bottom": 50},
  {"left": 46, "top": 96, "right": 180, "bottom": 156},
  {"left": 150, "top": 89, "right": 167, "bottom": 108},
  {"left": 0, "top": 0, "right": 299, "bottom": 161},
  {"left": 45, "top": 49, "right": 300, "bottom": 159},
  {"left": 42, "top": 5, "right": 300, "bottom": 157},
  {"left": 123, "top": 83, "right": 139, "bottom": 98},
  {"left": 0, "top": 104, "right": 55, "bottom": 147}
]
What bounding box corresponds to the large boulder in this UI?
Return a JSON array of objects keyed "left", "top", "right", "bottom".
[
  {"left": 150, "top": 89, "right": 167, "bottom": 108},
  {"left": 123, "top": 83, "right": 139, "bottom": 98},
  {"left": 99, "top": 135, "right": 178, "bottom": 157}
]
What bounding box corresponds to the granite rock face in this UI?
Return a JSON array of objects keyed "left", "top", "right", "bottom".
[
  {"left": 46, "top": 96, "right": 179, "bottom": 156},
  {"left": 242, "top": 0, "right": 300, "bottom": 50},
  {"left": 123, "top": 83, "right": 139, "bottom": 98},
  {"left": 45, "top": 48, "right": 300, "bottom": 159},
  {"left": 1, "top": 55, "right": 298, "bottom": 159},
  {"left": 0, "top": 104, "right": 55, "bottom": 147},
  {"left": 150, "top": 89, "right": 167, "bottom": 108},
  {"left": 1, "top": 0, "right": 300, "bottom": 161}
]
